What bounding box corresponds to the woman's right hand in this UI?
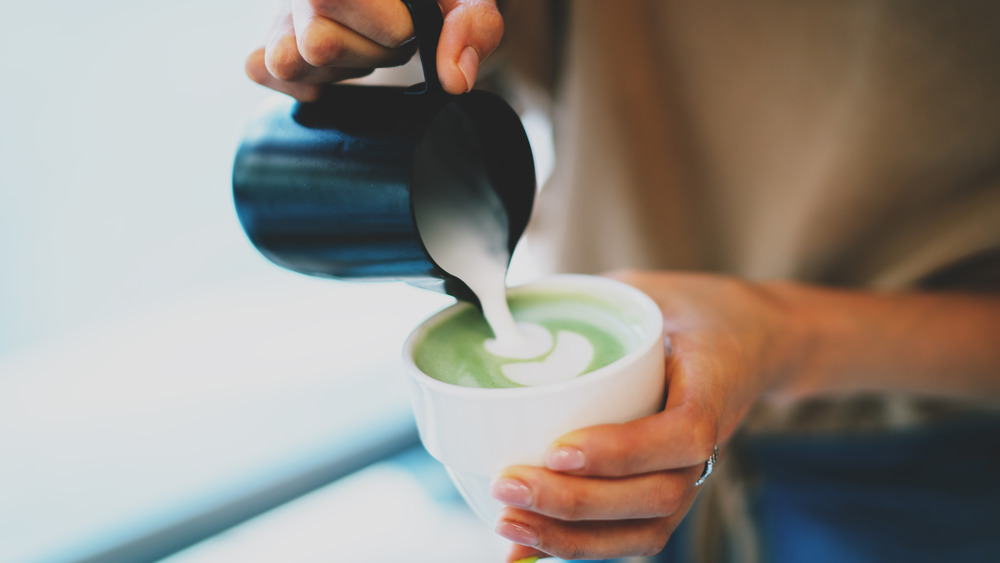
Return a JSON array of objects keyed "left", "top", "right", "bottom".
[{"left": 245, "top": 0, "right": 503, "bottom": 100}]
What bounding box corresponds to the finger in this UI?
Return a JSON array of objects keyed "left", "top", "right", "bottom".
[
  {"left": 495, "top": 503, "right": 692, "bottom": 561},
  {"left": 306, "top": 0, "right": 414, "bottom": 48},
  {"left": 248, "top": 47, "right": 322, "bottom": 101},
  {"left": 264, "top": 6, "right": 373, "bottom": 83},
  {"left": 436, "top": 0, "right": 504, "bottom": 93},
  {"left": 256, "top": 2, "right": 379, "bottom": 100},
  {"left": 545, "top": 387, "right": 719, "bottom": 477},
  {"left": 247, "top": 47, "right": 373, "bottom": 101},
  {"left": 291, "top": 0, "right": 414, "bottom": 69},
  {"left": 263, "top": 4, "right": 312, "bottom": 82},
  {"left": 492, "top": 464, "right": 702, "bottom": 521},
  {"left": 545, "top": 409, "right": 719, "bottom": 477}
]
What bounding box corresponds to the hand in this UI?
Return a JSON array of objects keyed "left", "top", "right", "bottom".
[
  {"left": 245, "top": 0, "right": 503, "bottom": 100},
  {"left": 491, "top": 270, "right": 803, "bottom": 561}
]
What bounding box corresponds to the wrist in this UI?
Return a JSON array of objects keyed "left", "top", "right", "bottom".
[{"left": 755, "top": 280, "right": 846, "bottom": 399}]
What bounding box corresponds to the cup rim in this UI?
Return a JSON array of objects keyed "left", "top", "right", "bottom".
[{"left": 401, "top": 273, "right": 664, "bottom": 398}]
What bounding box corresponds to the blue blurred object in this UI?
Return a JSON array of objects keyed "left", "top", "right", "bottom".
[{"left": 740, "top": 413, "right": 1000, "bottom": 562}]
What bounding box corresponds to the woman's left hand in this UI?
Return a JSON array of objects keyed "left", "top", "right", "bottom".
[{"left": 491, "top": 270, "right": 804, "bottom": 561}]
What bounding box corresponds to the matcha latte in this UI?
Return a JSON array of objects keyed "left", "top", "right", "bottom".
[
  {"left": 413, "top": 291, "right": 639, "bottom": 389},
  {"left": 402, "top": 274, "right": 666, "bottom": 523}
]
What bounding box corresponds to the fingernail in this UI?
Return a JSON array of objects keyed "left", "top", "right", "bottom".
[
  {"left": 490, "top": 477, "right": 533, "bottom": 508},
  {"left": 513, "top": 558, "right": 541, "bottom": 563},
  {"left": 496, "top": 519, "right": 539, "bottom": 547},
  {"left": 457, "top": 45, "right": 479, "bottom": 92},
  {"left": 545, "top": 446, "right": 585, "bottom": 471}
]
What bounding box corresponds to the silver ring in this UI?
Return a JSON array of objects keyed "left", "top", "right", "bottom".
[{"left": 693, "top": 445, "right": 718, "bottom": 487}]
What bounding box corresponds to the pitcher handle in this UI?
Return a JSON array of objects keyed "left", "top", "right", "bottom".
[{"left": 401, "top": 0, "right": 446, "bottom": 95}]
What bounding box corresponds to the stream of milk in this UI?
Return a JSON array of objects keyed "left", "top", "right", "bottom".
[
  {"left": 412, "top": 168, "right": 594, "bottom": 385},
  {"left": 411, "top": 109, "right": 593, "bottom": 386}
]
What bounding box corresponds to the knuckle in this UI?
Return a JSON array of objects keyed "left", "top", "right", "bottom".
[
  {"left": 564, "top": 490, "right": 587, "bottom": 521},
  {"left": 606, "top": 456, "right": 631, "bottom": 478},
  {"left": 653, "top": 488, "right": 684, "bottom": 516},
  {"left": 382, "top": 26, "right": 414, "bottom": 49},
  {"left": 299, "top": 24, "right": 344, "bottom": 67},
  {"left": 605, "top": 425, "right": 640, "bottom": 476},
  {"left": 552, "top": 542, "right": 585, "bottom": 562},
  {"left": 545, "top": 483, "right": 585, "bottom": 520},
  {"left": 688, "top": 418, "right": 718, "bottom": 463},
  {"left": 476, "top": 8, "right": 505, "bottom": 48},
  {"left": 265, "top": 36, "right": 304, "bottom": 81}
]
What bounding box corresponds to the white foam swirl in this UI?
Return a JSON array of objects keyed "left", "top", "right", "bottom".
[
  {"left": 484, "top": 322, "right": 553, "bottom": 359},
  {"left": 500, "top": 330, "right": 594, "bottom": 386}
]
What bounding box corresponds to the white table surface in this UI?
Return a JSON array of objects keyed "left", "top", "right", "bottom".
[{"left": 0, "top": 277, "right": 459, "bottom": 563}]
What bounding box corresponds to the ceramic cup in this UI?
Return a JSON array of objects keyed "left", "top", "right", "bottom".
[{"left": 401, "top": 274, "right": 666, "bottom": 523}]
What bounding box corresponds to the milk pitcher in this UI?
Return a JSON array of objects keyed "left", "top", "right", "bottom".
[{"left": 232, "top": 0, "right": 536, "bottom": 303}]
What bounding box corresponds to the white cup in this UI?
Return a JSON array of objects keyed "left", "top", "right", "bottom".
[{"left": 401, "top": 274, "right": 666, "bottom": 523}]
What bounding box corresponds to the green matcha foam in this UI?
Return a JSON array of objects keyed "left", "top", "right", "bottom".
[{"left": 413, "top": 291, "right": 638, "bottom": 389}]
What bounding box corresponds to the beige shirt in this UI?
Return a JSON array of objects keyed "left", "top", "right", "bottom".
[
  {"left": 492, "top": 4, "right": 1000, "bottom": 559},
  {"left": 503, "top": 0, "right": 1000, "bottom": 290},
  {"left": 497, "top": 1, "right": 1000, "bottom": 433}
]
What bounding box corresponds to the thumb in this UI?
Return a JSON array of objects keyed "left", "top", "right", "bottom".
[{"left": 436, "top": 0, "right": 504, "bottom": 94}]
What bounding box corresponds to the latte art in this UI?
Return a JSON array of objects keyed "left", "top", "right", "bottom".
[
  {"left": 484, "top": 322, "right": 553, "bottom": 359},
  {"left": 481, "top": 321, "right": 597, "bottom": 386},
  {"left": 499, "top": 329, "right": 595, "bottom": 386},
  {"left": 413, "top": 292, "right": 635, "bottom": 389}
]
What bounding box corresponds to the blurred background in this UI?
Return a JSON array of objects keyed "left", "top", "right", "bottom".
[{"left": 0, "top": 0, "right": 532, "bottom": 561}]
